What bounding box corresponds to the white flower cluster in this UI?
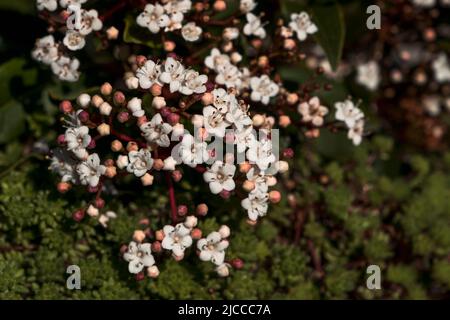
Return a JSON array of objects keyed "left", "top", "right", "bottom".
[
  {"left": 136, "top": 1, "right": 203, "bottom": 42},
  {"left": 334, "top": 100, "right": 365, "bottom": 146},
  {"left": 33, "top": 0, "right": 103, "bottom": 81},
  {"left": 124, "top": 216, "right": 232, "bottom": 277},
  {"left": 280, "top": 11, "right": 318, "bottom": 42},
  {"left": 131, "top": 57, "right": 208, "bottom": 94}
]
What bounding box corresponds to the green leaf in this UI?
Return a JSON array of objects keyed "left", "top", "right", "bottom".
[
  {"left": 0, "top": 100, "right": 26, "bottom": 144},
  {"left": 123, "top": 15, "right": 162, "bottom": 49},
  {"left": 311, "top": 2, "right": 346, "bottom": 71},
  {"left": 0, "top": 58, "right": 38, "bottom": 105}
]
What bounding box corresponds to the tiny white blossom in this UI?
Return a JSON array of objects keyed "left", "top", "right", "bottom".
[
  {"left": 77, "top": 153, "right": 106, "bottom": 187},
  {"left": 76, "top": 9, "right": 103, "bottom": 36},
  {"left": 49, "top": 149, "right": 78, "bottom": 183},
  {"left": 335, "top": 100, "right": 365, "bottom": 129},
  {"left": 348, "top": 119, "right": 365, "bottom": 146},
  {"left": 356, "top": 61, "right": 381, "bottom": 91},
  {"left": 203, "top": 106, "right": 231, "bottom": 137},
  {"left": 161, "top": 223, "right": 193, "bottom": 257},
  {"left": 197, "top": 231, "right": 229, "bottom": 266},
  {"left": 32, "top": 35, "right": 59, "bottom": 65},
  {"left": 246, "top": 138, "right": 276, "bottom": 172},
  {"left": 37, "top": 0, "right": 57, "bottom": 11},
  {"left": 165, "top": 11, "right": 184, "bottom": 32},
  {"left": 127, "top": 149, "right": 154, "bottom": 177},
  {"left": 412, "top": 0, "right": 436, "bottom": 7},
  {"left": 250, "top": 75, "right": 279, "bottom": 105},
  {"left": 136, "top": 60, "right": 162, "bottom": 89},
  {"left": 59, "top": 0, "right": 87, "bottom": 8},
  {"left": 223, "top": 27, "right": 240, "bottom": 40},
  {"left": 178, "top": 134, "right": 209, "bottom": 167},
  {"left": 298, "top": 97, "right": 328, "bottom": 126},
  {"left": 51, "top": 56, "right": 80, "bottom": 82},
  {"left": 140, "top": 113, "right": 173, "bottom": 147},
  {"left": 205, "top": 48, "right": 230, "bottom": 71},
  {"left": 216, "top": 63, "right": 242, "bottom": 89},
  {"left": 163, "top": 0, "right": 192, "bottom": 14},
  {"left": 160, "top": 57, "right": 186, "bottom": 93},
  {"left": 123, "top": 241, "right": 155, "bottom": 274},
  {"left": 423, "top": 96, "right": 441, "bottom": 116},
  {"left": 127, "top": 97, "right": 145, "bottom": 117},
  {"left": 65, "top": 125, "right": 91, "bottom": 159},
  {"left": 240, "top": 0, "right": 257, "bottom": 13},
  {"left": 241, "top": 190, "right": 269, "bottom": 221},
  {"left": 163, "top": 156, "right": 177, "bottom": 171},
  {"left": 289, "top": 12, "right": 318, "bottom": 41},
  {"left": 203, "top": 161, "right": 236, "bottom": 194},
  {"left": 63, "top": 30, "right": 86, "bottom": 51},
  {"left": 180, "top": 69, "right": 208, "bottom": 95},
  {"left": 432, "top": 54, "right": 450, "bottom": 83},
  {"left": 137, "top": 4, "right": 169, "bottom": 33},
  {"left": 181, "top": 22, "right": 202, "bottom": 42},
  {"left": 243, "top": 13, "right": 266, "bottom": 39}
]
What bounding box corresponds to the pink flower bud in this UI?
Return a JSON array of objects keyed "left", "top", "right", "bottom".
[
  {"left": 135, "top": 55, "right": 147, "bottom": 67},
  {"left": 59, "top": 100, "right": 73, "bottom": 113},
  {"left": 117, "top": 111, "right": 130, "bottom": 123},
  {"left": 160, "top": 107, "right": 171, "bottom": 118},
  {"left": 78, "top": 110, "right": 90, "bottom": 123},
  {"left": 269, "top": 190, "right": 281, "bottom": 203},
  {"left": 150, "top": 84, "right": 162, "bottom": 96},
  {"left": 283, "top": 148, "right": 294, "bottom": 159},
  {"left": 101, "top": 82, "right": 113, "bottom": 96},
  {"left": 167, "top": 113, "right": 180, "bottom": 125},
  {"left": 196, "top": 204, "right": 208, "bottom": 216},
  {"left": 155, "top": 230, "right": 164, "bottom": 241},
  {"left": 191, "top": 228, "right": 202, "bottom": 240},
  {"left": 133, "top": 230, "right": 146, "bottom": 243},
  {"left": 113, "top": 91, "right": 126, "bottom": 106},
  {"left": 147, "top": 266, "right": 160, "bottom": 278},
  {"left": 177, "top": 205, "right": 188, "bottom": 216},
  {"left": 95, "top": 198, "right": 105, "bottom": 209},
  {"left": 57, "top": 134, "right": 66, "bottom": 145},
  {"left": 231, "top": 258, "right": 244, "bottom": 269},
  {"left": 87, "top": 139, "right": 96, "bottom": 149},
  {"left": 57, "top": 182, "right": 71, "bottom": 193},
  {"left": 172, "top": 170, "right": 183, "bottom": 182},
  {"left": 152, "top": 159, "right": 164, "bottom": 171},
  {"left": 220, "top": 190, "right": 231, "bottom": 199},
  {"left": 201, "top": 92, "right": 213, "bottom": 105},
  {"left": 72, "top": 209, "right": 85, "bottom": 222},
  {"left": 135, "top": 272, "right": 145, "bottom": 281},
  {"left": 213, "top": 0, "right": 227, "bottom": 11},
  {"left": 111, "top": 140, "right": 123, "bottom": 152}
]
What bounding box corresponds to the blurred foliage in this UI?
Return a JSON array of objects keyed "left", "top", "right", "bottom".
[{"left": 0, "top": 0, "right": 449, "bottom": 300}]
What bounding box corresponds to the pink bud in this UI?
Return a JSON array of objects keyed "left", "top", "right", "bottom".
[
  {"left": 95, "top": 198, "right": 105, "bottom": 209},
  {"left": 231, "top": 258, "right": 244, "bottom": 269},
  {"left": 87, "top": 139, "right": 96, "bottom": 149},
  {"left": 283, "top": 148, "right": 294, "bottom": 159},
  {"left": 87, "top": 186, "right": 99, "bottom": 193},
  {"left": 160, "top": 107, "right": 171, "bottom": 118},
  {"left": 57, "top": 134, "right": 66, "bottom": 145},
  {"left": 191, "top": 228, "right": 202, "bottom": 240},
  {"left": 167, "top": 113, "right": 180, "bottom": 125},
  {"left": 172, "top": 170, "right": 183, "bottom": 182},
  {"left": 78, "top": 110, "right": 90, "bottom": 123},
  {"left": 57, "top": 182, "right": 71, "bottom": 193},
  {"left": 177, "top": 205, "right": 188, "bottom": 216},
  {"left": 135, "top": 272, "right": 145, "bottom": 281},
  {"left": 72, "top": 209, "right": 85, "bottom": 222},
  {"left": 59, "top": 100, "right": 73, "bottom": 113},
  {"left": 117, "top": 111, "right": 130, "bottom": 123},
  {"left": 220, "top": 190, "right": 231, "bottom": 199},
  {"left": 196, "top": 203, "right": 208, "bottom": 216},
  {"left": 135, "top": 55, "right": 147, "bottom": 67},
  {"left": 113, "top": 91, "right": 126, "bottom": 106}
]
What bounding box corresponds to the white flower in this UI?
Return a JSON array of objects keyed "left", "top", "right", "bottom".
[
  {"left": 241, "top": 190, "right": 269, "bottom": 221},
  {"left": 250, "top": 75, "right": 279, "bottom": 105},
  {"left": 423, "top": 96, "right": 441, "bottom": 116},
  {"left": 116, "top": 155, "right": 129, "bottom": 169},
  {"left": 356, "top": 61, "right": 380, "bottom": 91},
  {"left": 412, "top": 0, "right": 436, "bottom": 7},
  {"left": 179, "top": 70, "right": 208, "bottom": 95},
  {"left": 215, "top": 63, "right": 242, "bottom": 89},
  {"left": 136, "top": 60, "right": 162, "bottom": 89},
  {"left": 63, "top": 30, "right": 86, "bottom": 51},
  {"left": 432, "top": 54, "right": 450, "bottom": 83},
  {"left": 32, "top": 35, "right": 59, "bottom": 65},
  {"left": 127, "top": 149, "right": 154, "bottom": 177},
  {"left": 289, "top": 12, "right": 318, "bottom": 41},
  {"left": 163, "top": 156, "right": 177, "bottom": 170},
  {"left": 246, "top": 138, "right": 276, "bottom": 172},
  {"left": 127, "top": 97, "right": 145, "bottom": 117},
  {"left": 205, "top": 48, "right": 230, "bottom": 71},
  {"left": 165, "top": 11, "right": 184, "bottom": 32},
  {"left": 51, "top": 56, "right": 80, "bottom": 82},
  {"left": 160, "top": 57, "right": 186, "bottom": 93},
  {"left": 203, "top": 161, "right": 236, "bottom": 194},
  {"left": 77, "top": 153, "right": 106, "bottom": 187},
  {"left": 240, "top": 0, "right": 257, "bottom": 13},
  {"left": 59, "top": 0, "right": 87, "bottom": 8},
  {"left": 161, "top": 223, "right": 193, "bottom": 257},
  {"left": 140, "top": 113, "right": 173, "bottom": 147},
  {"left": 335, "top": 100, "right": 364, "bottom": 129},
  {"left": 197, "top": 231, "right": 229, "bottom": 266},
  {"left": 49, "top": 149, "right": 78, "bottom": 183},
  {"left": 298, "top": 97, "right": 328, "bottom": 126},
  {"left": 137, "top": 4, "right": 169, "bottom": 33},
  {"left": 203, "top": 106, "right": 231, "bottom": 137},
  {"left": 37, "top": 0, "right": 57, "bottom": 11},
  {"left": 246, "top": 167, "right": 274, "bottom": 193},
  {"left": 243, "top": 13, "right": 266, "bottom": 39},
  {"left": 223, "top": 27, "right": 240, "bottom": 40},
  {"left": 348, "top": 119, "right": 364, "bottom": 146},
  {"left": 234, "top": 127, "right": 256, "bottom": 153},
  {"left": 226, "top": 100, "right": 252, "bottom": 132},
  {"left": 178, "top": 134, "right": 209, "bottom": 167},
  {"left": 181, "top": 22, "right": 202, "bottom": 42},
  {"left": 123, "top": 241, "right": 155, "bottom": 274},
  {"left": 163, "top": 0, "right": 192, "bottom": 14},
  {"left": 77, "top": 9, "right": 103, "bottom": 36},
  {"left": 65, "top": 126, "right": 91, "bottom": 159},
  {"left": 211, "top": 88, "right": 233, "bottom": 113},
  {"left": 99, "top": 211, "right": 117, "bottom": 228}
]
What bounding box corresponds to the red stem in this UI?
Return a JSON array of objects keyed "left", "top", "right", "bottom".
[{"left": 165, "top": 172, "right": 178, "bottom": 224}]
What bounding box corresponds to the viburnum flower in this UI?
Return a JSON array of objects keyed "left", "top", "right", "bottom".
[
  {"left": 51, "top": 56, "right": 80, "bottom": 82},
  {"left": 181, "top": 22, "right": 202, "bottom": 42},
  {"left": 49, "top": 149, "right": 78, "bottom": 184},
  {"left": 63, "top": 30, "right": 86, "bottom": 51},
  {"left": 135, "top": 60, "right": 163, "bottom": 90},
  {"left": 32, "top": 35, "right": 59, "bottom": 65},
  {"left": 160, "top": 57, "right": 186, "bottom": 93},
  {"left": 136, "top": 4, "right": 169, "bottom": 34},
  {"left": 123, "top": 241, "right": 155, "bottom": 274},
  {"left": 241, "top": 190, "right": 269, "bottom": 221},
  {"left": 335, "top": 100, "right": 364, "bottom": 129},
  {"left": 356, "top": 61, "right": 381, "bottom": 91},
  {"left": 204, "top": 49, "right": 230, "bottom": 71},
  {"left": 140, "top": 113, "right": 173, "bottom": 147},
  {"left": 179, "top": 69, "right": 208, "bottom": 95},
  {"left": 59, "top": 0, "right": 87, "bottom": 8},
  {"left": 216, "top": 64, "right": 243, "bottom": 89},
  {"left": 243, "top": 13, "right": 266, "bottom": 39},
  {"left": 178, "top": 134, "right": 209, "bottom": 167},
  {"left": 289, "top": 12, "right": 318, "bottom": 41},
  {"left": 197, "top": 231, "right": 229, "bottom": 266},
  {"left": 161, "top": 223, "right": 193, "bottom": 258},
  {"left": 203, "top": 161, "right": 236, "bottom": 194},
  {"left": 76, "top": 9, "right": 103, "bottom": 36},
  {"left": 77, "top": 153, "right": 106, "bottom": 187},
  {"left": 163, "top": 0, "right": 192, "bottom": 13},
  {"left": 348, "top": 119, "right": 365, "bottom": 146},
  {"left": 211, "top": 88, "right": 233, "bottom": 113},
  {"left": 37, "top": 0, "right": 57, "bottom": 11},
  {"left": 164, "top": 11, "right": 184, "bottom": 32},
  {"left": 65, "top": 125, "right": 91, "bottom": 159},
  {"left": 127, "top": 97, "right": 145, "bottom": 117},
  {"left": 226, "top": 102, "right": 252, "bottom": 132},
  {"left": 246, "top": 138, "right": 276, "bottom": 172},
  {"left": 432, "top": 54, "right": 450, "bottom": 83},
  {"left": 203, "top": 106, "right": 230, "bottom": 137},
  {"left": 298, "top": 97, "right": 329, "bottom": 126},
  {"left": 126, "top": 149, "right": 154, "bottom": 177},
  {"left": 250, "top": 75, "right": 279, "bottom": 105},
  {"left": 240, "top": 0, "right": 257, "bottom": 13},
  {"left": 223, "top": 27, "right": 240, "bottom": 40}
]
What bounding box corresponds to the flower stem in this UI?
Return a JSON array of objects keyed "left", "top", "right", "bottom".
[{"left": 165, "top": 172, "right": 178, "bottom": 224}]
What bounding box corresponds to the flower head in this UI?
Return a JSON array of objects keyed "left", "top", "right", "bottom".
[
  {"left": 123, "top": 241, "right": 155, "bottom": 274},
  {"left": 203, "top": 161, "right": 236, "bottom": 194},
  {"left": 161, "top": 223, "right": 193, "bottom": 258},
  {"left": 197, "top": 231, "right": 229, "bottom": 266}
]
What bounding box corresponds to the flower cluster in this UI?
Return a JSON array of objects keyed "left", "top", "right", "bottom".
[{"left": 335, "top": 100, "right": 365, "bottom": 146}]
